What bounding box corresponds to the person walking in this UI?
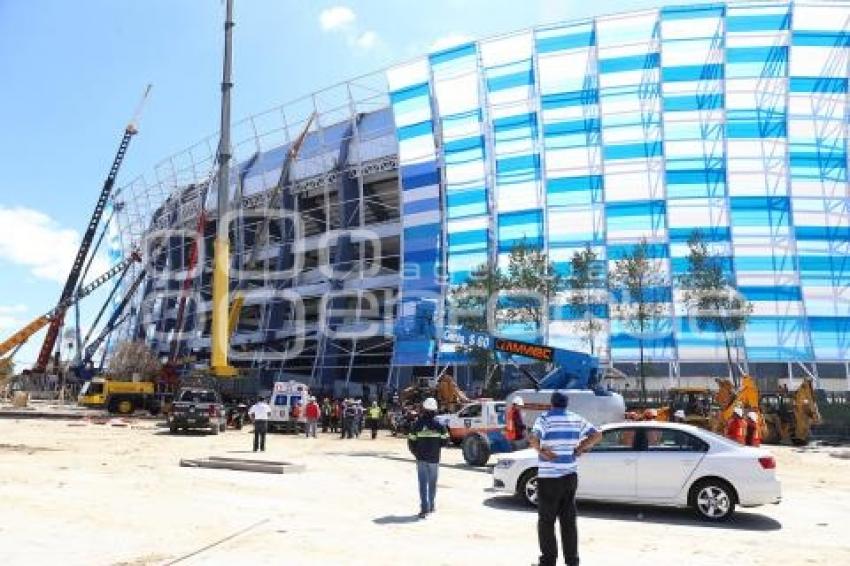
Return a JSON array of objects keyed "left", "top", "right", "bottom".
[
  {"left": 530, "top": 391, "right": 602, "bottom": 566},
  {"left": 408, "top": 397, "right": 448, "bottom": 519},
  {"left": 248, "top": 397, "right": 272, "bottom": 453},
  {"left": 354, "top": 399, "right": 364, "bottom": 438},
  {"left": 367, "top": 401, "right": 382, "bottom": 439},
  {"left": 321, "top": 398, "right": 332, "bottom": 433},
  {"left": 331, "top": 399, "right": 342, "bottom": 434},
  {"left": 342, "top": 399, "right": 357, "bottom": 439},
  {"left": 305, "top": 396, "right": 320, "bottom": 438}
]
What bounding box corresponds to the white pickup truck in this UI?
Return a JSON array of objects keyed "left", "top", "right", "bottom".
[{"left": 436, "top": 399, "right": 506, "bottom": 446}]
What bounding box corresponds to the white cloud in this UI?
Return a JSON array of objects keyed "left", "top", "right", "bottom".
[
  {"left": 0, "top": 305, "right": 27, "bottom": 332},
  {"left": 319, "top": 6, "right": 378, "bottom": 51},
  {"left": 355, "top": 30, "right": 378, "bottom": 49},
  {"left": 319, "top": 6, "right": 356, "bottom": 31},
  {"left": 430, "top": 33, "right": 473, "bottom": 52},
  {"left": 0, "top": 206, "right": 108, "bottom": 283}
]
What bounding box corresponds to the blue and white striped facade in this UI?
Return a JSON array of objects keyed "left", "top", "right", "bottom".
[{"left": 388, "top": 0, "right": 850, "bottom": 373}]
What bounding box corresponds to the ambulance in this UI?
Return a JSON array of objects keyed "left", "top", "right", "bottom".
[{"left": 269, "top": 380, "right": 310, "bottom": 432}]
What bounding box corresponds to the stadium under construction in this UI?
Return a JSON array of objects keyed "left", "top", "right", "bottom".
[{"left": 97, "top": 0, "right": 850, "bottom": 394}]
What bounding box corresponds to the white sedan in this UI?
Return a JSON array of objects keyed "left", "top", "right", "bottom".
[{"left": 492, "top": 421, "right": 781, "bottom": 521}]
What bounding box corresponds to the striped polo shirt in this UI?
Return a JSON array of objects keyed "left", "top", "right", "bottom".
[{"left": 531, "top": 408, "right": 598, "bottom": 479}]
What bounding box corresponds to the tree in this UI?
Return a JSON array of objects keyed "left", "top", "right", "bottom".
[
  {"left": 449, "top": 264, "right": 505, "bottom": 395},
  {"left": 448, "top": 239, "right": 563, "bottom": 394},
  {"left": 502, "top": 239, "right": 564, "bottom": 333},
  {"left": 609, "top": 238, "right": 669, "bottom": 401},
  {"left": 679, "top": 229, "right": 752, "bottom": 387},
  {"left": 567, "top": 245, "right": 605, "bottom": 355},
  {"left": 107, "top": 341, "right": 161, "bottom": 380}
]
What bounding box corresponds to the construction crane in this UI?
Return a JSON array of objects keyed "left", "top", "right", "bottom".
[
  {"left": 76, "top": 266, "right": 148, "bottom": 375},
  {"left": 210, "top": 0, "right": 236, "bottom": 378},
  {"left": 0, "top": 251, "right": 141, "bottom": 360},
  {"left": 34, "top": 85, "right": 152, "bottom": 372}
]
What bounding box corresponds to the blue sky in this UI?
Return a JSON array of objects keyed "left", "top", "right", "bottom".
[{"left": 0, "top": 0, "right": 703, "bottom": 367}]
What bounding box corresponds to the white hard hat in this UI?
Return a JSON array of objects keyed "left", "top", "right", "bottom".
[
  {"left": 512, "top": 397, "right": 524, "bottom": 406},
  {"left": 673, "top": 410, "right": 685, "bottom": 419},
  {"left": 733, "top": 406, "right": 744, "bottom": 417},
  {"left": 747, "top": 411, "right": 758, "bottom": 421},
  {"left": 422, "top": 397, "right": 438, "bottom": 411}
]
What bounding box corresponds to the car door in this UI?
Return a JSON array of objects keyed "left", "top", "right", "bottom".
[
  {"left": 636, "top": 427, "right": 708, "bottom": 502},
  {"left": 458, "top": 403, "right": 484, "bottom": 431},
  {"left": 272, "top": 393, "right": 288, "bottom": 421},
  {"left": 577, "top": 426, "right": 638, "bottom": 501}
]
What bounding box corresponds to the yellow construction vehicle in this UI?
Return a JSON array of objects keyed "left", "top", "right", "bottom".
[
  {"left": 760, "top": 376, "right": 821, "bottom": 445},
  {"left": 78, "top": 377, "right": 159, "bottom": 415},
  {"left": 655, "top": 386, "right": 716, "bottom": 428},
  {"left": 712, "top": 375, "right": 762, "bottom": 433}
]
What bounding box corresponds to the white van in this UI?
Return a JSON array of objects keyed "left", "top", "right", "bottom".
[{"left": 269, "top": 380, "right": 310, "bottom": 432}]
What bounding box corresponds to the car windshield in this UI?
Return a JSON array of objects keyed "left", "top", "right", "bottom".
[
  {"left": 80, "top": 382, "right": 103, "bottom": 396},
  {"left": 458, "top": 404, "right": 481, "bottom": 418},
  {"left": 691, "top": 427, "right": 740, "bottom": 448},
  {"left": 179, "top": 390, "right": 217, "bottom": 403}
]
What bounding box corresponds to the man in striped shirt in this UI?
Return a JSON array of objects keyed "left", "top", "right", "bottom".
[{"left": 530, "top": 391, "right": 602, "bottom": 566}]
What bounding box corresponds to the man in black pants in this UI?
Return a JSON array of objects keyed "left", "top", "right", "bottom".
[
  {"left": 248, "top": 397, "right": 271, "bottom": 452},
  {"left": 529, "top": 392, "right": 602, "bottom": 566}
]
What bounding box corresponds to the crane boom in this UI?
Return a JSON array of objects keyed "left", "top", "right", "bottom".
[
  {"left": 35, "top": 85, "right": 151, "bottom": 371},
  {"left": 81, "top": 268, "right": 147, "bottom": 367},
  {"left": 0, "top": 251, "right": 141, "bottom": 359}
]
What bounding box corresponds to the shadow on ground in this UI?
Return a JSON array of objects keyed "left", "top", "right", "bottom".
[
  {"left": 372, "top": 514, "right": 423, "bottom": 525},
  {"left": 483, "top": 496, "right": 782, "bottom": 531},
  {"left": 331, "top": 451, "right": 494, "bottom": 474}
]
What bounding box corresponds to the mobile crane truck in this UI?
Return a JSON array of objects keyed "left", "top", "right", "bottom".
[{"left": 439, "top": 330, "right": 625, "bottom": 465}]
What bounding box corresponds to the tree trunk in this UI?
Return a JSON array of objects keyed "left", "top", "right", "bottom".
[
  {"left": 722, "top": 329, "right": 737, "bottom": 388},
  {"left": 639, "top": 339, "right": 646, "bottom": 403}
]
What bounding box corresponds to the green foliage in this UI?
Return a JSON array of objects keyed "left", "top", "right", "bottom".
[
  {"left": 609, "top": 238, "right": 669, "bottom": 400},
  {"left": 448, "top": 239, "right": 563, "bottom": 392},
  {"left": 679, "top": 229, "right": 752, "bottom": 386},
  {"left": 567, "top": 245, "right": 605, "bottom": 355}
]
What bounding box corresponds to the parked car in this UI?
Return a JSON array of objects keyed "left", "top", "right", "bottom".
[
  {"left": 168, "top": 388, "right": 226, "bottom": 434},
  {"left": 492, "top": 421, "right": 781, "bottom": 521}
]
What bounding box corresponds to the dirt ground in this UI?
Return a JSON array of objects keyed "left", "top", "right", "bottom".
[{"left": 0, "top": 418, "right": 848, "bottom": 566}]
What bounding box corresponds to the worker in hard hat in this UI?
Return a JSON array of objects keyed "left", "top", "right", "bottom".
[
  {"left": 505, "top": 396, "right": 527, "bottom": 447},
  {"left": 745, "top": 411, "right": 762, "bottom": 447},
  {"left": 726, "top": 406, "right": 747, "bottom": 444},
  {"left": 673, "top": 409, "right": 686, "bottom": 423},
  {"left": 408, "top": 397, "right": 448, "bottom": 518},
  {"left": 367, "top": 401, "right": 382, "bottom": 439}
]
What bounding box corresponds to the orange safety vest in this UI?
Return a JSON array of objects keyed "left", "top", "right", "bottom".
[
  {"left": 746, "top": 419, "right": 761, "bottom": 447},
  {"left": 505, "top": 405, "right": 517, "bottom": 441},
  {"left": 726, "top": 416, "right": 746, "bottom": 444}
]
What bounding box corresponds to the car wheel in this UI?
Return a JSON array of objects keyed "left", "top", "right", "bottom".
[
  {"left": 461, "top": 433, "right": 491, "bottom": 466},
  {"left": 518, "top": 469, "right": 539, "bottom": 507},
  {"left": 691, "top": 479, "right": 736, "bottom": 521},
  {"left": 116, "top": 399, "right": 134, "bottom": 415}
]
